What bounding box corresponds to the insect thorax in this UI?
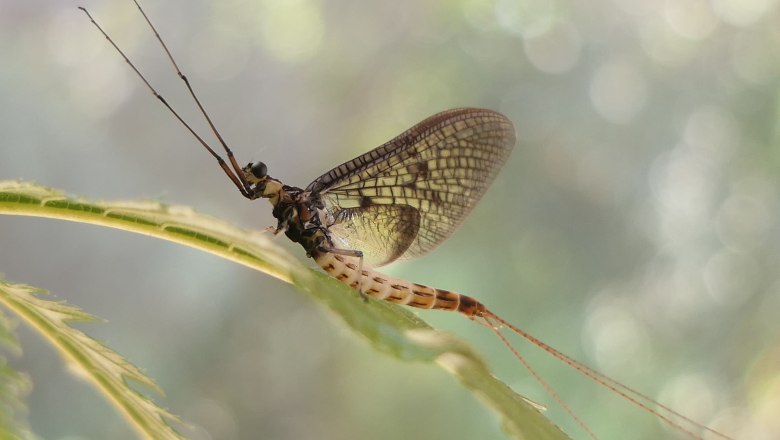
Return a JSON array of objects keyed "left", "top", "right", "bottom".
[{"left": 263, "top": 183, "right": 329, "bottom": 257}]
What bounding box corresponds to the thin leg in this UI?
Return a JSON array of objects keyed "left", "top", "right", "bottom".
[
  {"left": 319, "top": 246, "right": 367, "bottom": 301},
  {"left": 262, "top": 226, "right": 281, "bottom": 235}
]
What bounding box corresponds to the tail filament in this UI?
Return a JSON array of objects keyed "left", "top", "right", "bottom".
[{"left": 479, "top": 310, "right": 733, "bottom": 440}]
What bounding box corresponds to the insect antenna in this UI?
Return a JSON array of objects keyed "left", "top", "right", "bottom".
[
  {"left": 78, "top": 2, "right": 254, "bottom": 198},
  {"left": 480, "top": 311, "right": 734, "bottom": 440}
]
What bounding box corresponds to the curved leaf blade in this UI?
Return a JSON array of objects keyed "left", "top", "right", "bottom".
[
  {"left": 0, "top": 180, "right": 569, "bottom": 440},
  {"left": 0, "top": 279, "right": 182, "bottom": 440},
  {"left": 0, "top": 307, "right": 33, "bottom": 439}
]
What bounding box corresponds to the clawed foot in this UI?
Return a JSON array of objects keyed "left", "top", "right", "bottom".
[{"left": 263, "top": 226, "right": 281, "bottom": 235}]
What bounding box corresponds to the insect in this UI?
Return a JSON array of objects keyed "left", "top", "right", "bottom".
[{"left": 80, "top": 2, "right": 733, "bottom": 439}]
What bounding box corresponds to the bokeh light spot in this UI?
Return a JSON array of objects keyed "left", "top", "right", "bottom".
[
  {"left": 702, "top": 249, "right": 758, "bottom": 306},
  {"left": 259, "top": 0, "right": 324, "bottom": 62},
  {"left": 663, "top": 0, "right": 719, "bottom": 40},
  {"left": 712, "top": 0, "right": 778, "bottom": 27},
  {"left": 660, "top": 374, "right": 720, "bottom": 430},
  {"left": 639, "top": 19, "right": 700, "bottom": 67},
  {"left": 589, "top": 59, "right": 648, "bottom": 124},
  {"left": 715, "top": 195, "right": 771, "bottom": 253},
  {"left": 730, "top": 31, "right": 780, "bottom": 85},
  {"left": 585, "top": 292, "right": 651, "bottom": 376},
  {"left": 523, "top": 20, "right": 582, "bottom": 74},
  {"left": 459, "top": 0, "right": 500, "bottom": 31},
  {"left": 683, "top": 106, "right": 740, "bottom": 162},
  {"left": 494, "top": 0, "right": 556, "bottom": 38}
]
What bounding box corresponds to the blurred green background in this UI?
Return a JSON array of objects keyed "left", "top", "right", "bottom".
[{"left": 1, "top": 0, "right": 779, "bottom": 439}]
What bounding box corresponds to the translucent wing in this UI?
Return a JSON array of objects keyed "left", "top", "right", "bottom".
[
  {"left": 327, "top": 205, "right": 420, "bottom": 267},
  {"left": 308, "top": 108, "right": 515, "bottom": 266}
]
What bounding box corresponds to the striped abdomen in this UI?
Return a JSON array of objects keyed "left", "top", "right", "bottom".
[{"left": 314, "top": 252, "right": 486, "bottom": 317}]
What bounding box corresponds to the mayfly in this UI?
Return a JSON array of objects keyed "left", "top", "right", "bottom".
[{"left": 80, "top": 2, "right": 733, "bottom": 439}]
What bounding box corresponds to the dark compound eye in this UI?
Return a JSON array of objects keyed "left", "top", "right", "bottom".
[{"left": 250, "top": 162, "right": 267, "bottom": 178}]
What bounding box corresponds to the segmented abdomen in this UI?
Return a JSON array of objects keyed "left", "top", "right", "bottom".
[{"left": 314, "top": 252, "right": 486, "bottom": 317}]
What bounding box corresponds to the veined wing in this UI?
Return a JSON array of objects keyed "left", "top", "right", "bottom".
[
  {"left": 326, "top": 205, "right": 420, "bottom": 267},
  {"left": 307, "top": 108, "right": 515, "bottom": 266}
]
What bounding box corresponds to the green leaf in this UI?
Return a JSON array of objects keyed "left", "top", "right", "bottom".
[
  {"left": 0, "top": 279, "right": 183, "bottom": 440},
  {"left": 0, "top": 307, "right": 33, "bottom": 439},
  {"left": 0, "top": 180, "right": 569, "bottom": 440}
]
